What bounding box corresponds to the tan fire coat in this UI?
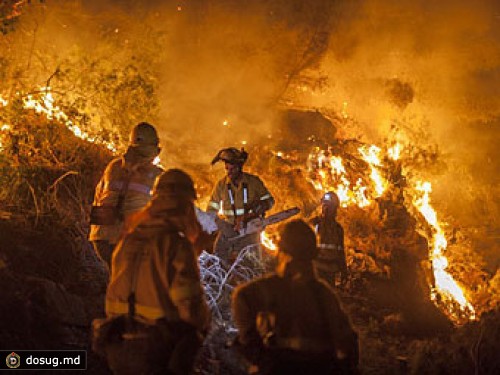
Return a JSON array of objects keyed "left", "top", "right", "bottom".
[
  {"left": 232, "top": 268, "right": 358, "bottom": 367},
  {"left": 105, "top": 217, "right": 210, "bottom": 332},
  {"left": 89, "top": 155, "right": 162, "bottom": 244},
  {"left": 207, "top": 172, "right": 274, "bottom": 224}
]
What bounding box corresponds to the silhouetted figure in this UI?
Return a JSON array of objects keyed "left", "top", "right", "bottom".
[
  {"left": 104, "top": 169, "right": 211, "bottom": 375},
  {"left": 310, "top": 191, "right": 348, "bottom": 286},
  {"left": 232, "top": 219, "right": 358, "bottom": 375},
  {"left": 89, "top": 122, "right": 162, "bottom": 269}
]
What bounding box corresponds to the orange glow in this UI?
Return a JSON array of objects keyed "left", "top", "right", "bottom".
[
  {"left": 260, "top": 231, "right": 277, "bottom": 252},
  {"left": 0, "top": 124, "right": 11, "bottom": 151},
  {"left": 308, "top": 144, "right": 390, "bottom": 207},
  {"left": 218, "top": 200, "right": 224, "bottom": 216},
  {"left": 387, "top": 142, "right": 402, "bottom": 161},
  {"left": 1, "top": 87, "right": 477, "bottom": 323},
  {"left": 0, "top": 95, "right": 8, "bottom": 107},
  {"left": 306, "top": 141, "right": 476, "bottom": 323},
  {"left": 358, "top": 145, "right": 388, "bottom": 198},
  {"left": 22, "top": 87, "right": 118, "bottom": 152},
  {"left": 413, "top": 181, "right": 475, "bottom": 321}
]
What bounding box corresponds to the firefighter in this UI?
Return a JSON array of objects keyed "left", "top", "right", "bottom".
[
  {"left": 310, "top": 191, "right": 348, "bottom": 287},
  {"left": 89, "top": 122, "right": 163, "bottom": 269},
  {"left": 104, "top": 169, "right": 211, "bottom": 375},
  {"left": 207, "top": 147, "right": 274, "bottom": 224},
  {"left": 232, "top": 219, "right": 359, "bottom": 375},
  {"left": 207, "top": 147, "right": 274, "bottom": 258}
]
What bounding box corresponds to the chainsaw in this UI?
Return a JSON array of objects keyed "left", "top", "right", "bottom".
[{"left": 204, "top": 207, "right": 301, "bottom": 255}]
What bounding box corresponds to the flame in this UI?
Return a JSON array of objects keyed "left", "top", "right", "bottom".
[
  {"left": 0, "top": 124, "right": 11, "bottom": 150},
  {"left": 22, "top": 87, "right": 117, "bottom": 152},
  {"left": 307, "top": 147, "right": 379, "bottom": 208},
  {"left": 413, "top": 181, "right": 475, "bottom": 321},
  {"left": 354, "top": 178, "right": 370, "bottom": 207},
  {"left": 358, "top": 145, "right": 388, "bottom": 198},
  {"left": 260, "top": 231, "right": 277, "bottom": 252},
  {"left": 0, "top": 95, "right": 10, "bottom": 150},
  {"left": 0, "top": 96, "right": 8, "bottom": 107},
  {"left": 306, "top": 141, "right": 476, "bottom": 323},
  {"left": 2, "top": 87, "right": 478, "bottom": 322},
  {"left": 307, "top": 148, "right": 353, "bottom": 207},
  {"left": 2, "top": 0, "right": 27, "bottom": 21},
  {"left": 1, "top": 87, "right": 165, "bottom": 164},
  {"left": 388, "top": 142, "right": 402, "bottom": 161}
]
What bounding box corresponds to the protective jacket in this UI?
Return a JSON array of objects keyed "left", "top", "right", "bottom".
[
  {"left": 232, "top": 264, "right": 358, "bottom": 374},
  {"left": 89, "top": 153, "right": 162, "bottom": 244},
  {"left": 311, "top": 216, "right": 348, "bottom": 281},
  {"left": 105, "top": 216, "right": 210, "bottom": 332},
  {"left": 207, "top": 172, "right": 274, "bottom": 224}
]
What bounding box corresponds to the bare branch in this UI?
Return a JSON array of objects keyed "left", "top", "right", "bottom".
[{"left": 26, "top": 181, "right": 40, "bottom": 227}]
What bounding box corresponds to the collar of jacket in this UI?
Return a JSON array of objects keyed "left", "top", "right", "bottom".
[{"left": 223, "top": 172, "right": 253, "bottom": 188}]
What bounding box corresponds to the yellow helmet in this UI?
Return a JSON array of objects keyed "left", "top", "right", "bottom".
[{"left": 129, "top": 122, "right": 159, "bottom": 146}]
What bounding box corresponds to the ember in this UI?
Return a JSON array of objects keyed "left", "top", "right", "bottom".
[{"left": 1, "top": 1, "right": 499, "bottom": 373}]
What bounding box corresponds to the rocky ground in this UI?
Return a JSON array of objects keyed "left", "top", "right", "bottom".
[
  {"left": 1, "top": 215, "right": 498, "bottom": 375},
  {"left": 0, "top": 112, "right": 498, "bottom": 374}
]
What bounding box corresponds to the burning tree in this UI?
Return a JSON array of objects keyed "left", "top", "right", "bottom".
[{"left": 1, "top": 1, "right": 499, "bottom": 374}]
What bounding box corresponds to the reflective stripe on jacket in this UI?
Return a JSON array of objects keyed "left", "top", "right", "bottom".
[
  {"left": 207, "top": 172, "right": 274, "bottom": 223},
  {"left": 105, "top": 218, "right": 210, "bottom": 332},
  {"left": 89, "top": 156, "right": 162, "bottom": 244},
  {"left": 232, "top": 273, "right": 358, "bottom": 363},
  {"left": 311, "top": 216, "right": 347, "bottom": 274}
]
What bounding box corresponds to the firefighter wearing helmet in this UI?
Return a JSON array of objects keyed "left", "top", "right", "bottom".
[
  {"left": 207, "top": 147, "right": 274, "bottom": 256},
  {"left": 89, "top": 122, "right": 163, "bottom": 269},
  {"left": 310, "top": 191, "right": 349, "bottom": 287},
  {"left": 232, "top": 219, "right": 359, "bottom": 374},
  {"left": 103, "top": 169, "right": 210, "bottom": 374}
]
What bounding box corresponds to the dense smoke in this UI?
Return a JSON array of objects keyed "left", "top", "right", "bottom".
[
  {"left": 304, "top": 0, "right": 500, "bottom": 231},
  {"left": 5, "top": 0, "right": 500, "bottom": 234},
  {"left": 6, "top": 0, "right": 337, "bottom": 161}
]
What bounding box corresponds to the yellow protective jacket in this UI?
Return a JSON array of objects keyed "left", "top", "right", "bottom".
[
  {"left": 105, "top": 216, "right": 210, "bottom": 332},
  {"left": 311, "top": 215, "right": 347, "bottom": 274},
  {"left": 232, "top": 266, "right": 358, "bottom": 366},
  {"left": 89, "top": 155, "right": 162, "bottom": 244},
  {"left": 206, "top": 172, "right": 274, "bottom": 224}
]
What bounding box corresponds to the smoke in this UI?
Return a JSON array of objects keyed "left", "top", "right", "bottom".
[
  {"left": 6, "top": 0, "right": 500, "bottom": 231},
  {"left": 9, "top": 0, "right": 334, "bottom": 165},
  {"left": 296, "top": 0, "right": 500, "bottom": 229}
]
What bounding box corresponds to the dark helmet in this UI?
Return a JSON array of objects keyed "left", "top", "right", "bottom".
[
  {"left": 211, "top": 147, "right": 248, "bottom": 166},
  {"left": 321, "top": 191, "right": 340, "bottom": 207},
  {"left": 129, "top": 122, "right": 159, "bottom": 146},
  {"left": 278, "top": 219, "right": 318, "bottom": 261},
  {"left": 152, "top": 169, "right": 196, "bottom": 201}
]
